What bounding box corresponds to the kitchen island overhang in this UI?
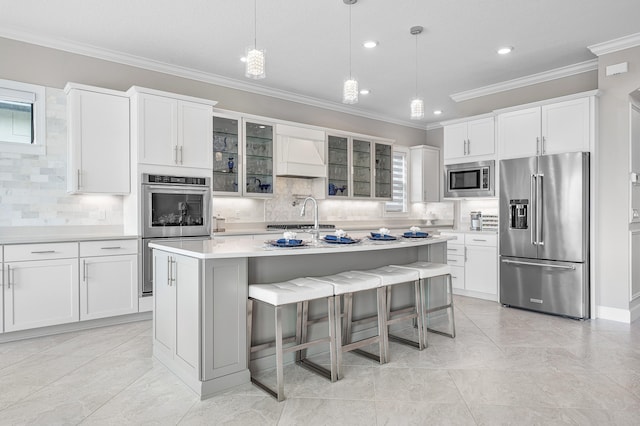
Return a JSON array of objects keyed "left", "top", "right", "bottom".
[{"left": 149, "top": 235, "right": 452, "bottom": 399}]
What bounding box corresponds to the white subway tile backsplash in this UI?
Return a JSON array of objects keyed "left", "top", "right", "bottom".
[{"left": 0, "top": 87, "right": 124, "bottom": 228}]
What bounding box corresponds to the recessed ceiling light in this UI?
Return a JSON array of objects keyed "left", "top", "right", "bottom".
[
  {"left": 433, "top": 110, "right": 442, "bottom": 115},
  {"left": 497, "top": 46, "right": 514, "bottom": 55},
  {"left": 240, "top": 56, "right": 247, "bottom": 62},
  {"left": 363, "top": 40, "right": 378, "bottom": 48},
  {"left": 360, "top": 89, "right": 370, "bottom": 95}
]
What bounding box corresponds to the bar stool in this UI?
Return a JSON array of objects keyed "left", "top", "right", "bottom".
[
  {"left": 392, "top": 261, "right": 455, "bottom": 347},
  {"left": 358, "top": 266, "right": 424, "bottom": 356},
  {"left": 308, "top": 271, "right": 386, "bottom": 379},
  {"left": 247, "top": 277, "right": 337, "bottom": 402}
]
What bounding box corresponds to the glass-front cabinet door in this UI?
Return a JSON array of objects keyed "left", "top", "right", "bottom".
[
  {"left": 327, "top": 135, "right": 349, "bottom": 197},
  {"left": 374, "top": 142, "right": 392, "bottom": 199},
  {"left": 352, "top": 139, "right": 372, "bottom": 198},
  {"left": 212, "top": 115, "right": 241, "bottom": 195},
  {"left": 244, "top": 120, "right": 274, "bottom": 196}
]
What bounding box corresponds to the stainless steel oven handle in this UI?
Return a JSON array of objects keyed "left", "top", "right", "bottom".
[{"left": 501, "top": 259, "right": 575, "bottom": 270}]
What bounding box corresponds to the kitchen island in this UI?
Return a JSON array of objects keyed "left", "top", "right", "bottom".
[{"left": 149, "top": 234, "right": 451, "bottom": 399}]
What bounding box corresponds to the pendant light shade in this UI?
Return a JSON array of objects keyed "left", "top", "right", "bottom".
[
  {"left": 342, "top": 0, "right": 358, "bottom": 104},
  {"left": 245, "top": 47, "right": 265, "bottom": 79},
  {"left": 245, "top": 0, "right": 265, "bottom": 79},
  {"left": 410, "top": 98, "right": 425, "bottom": 120},
  {"left": 343, "top": 78, "right": 359, "bottom": 104},
  {"left": 410, "top": 26, "right": 424, "bottom": 120}
]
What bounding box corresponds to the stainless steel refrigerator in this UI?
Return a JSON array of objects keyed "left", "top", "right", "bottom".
[{"left": 499, "top": 152, "right": 589, "bottom": 319}]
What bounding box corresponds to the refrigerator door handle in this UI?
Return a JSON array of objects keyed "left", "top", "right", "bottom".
[
  {"left": 530, "top": 174, "right": 537, "bottom": 245},
  {"left": 501, "top": 259, "right": 576, "bottom": 270},
  {"left": 537, "top": 173, "right": 544, "bottom": 246}
]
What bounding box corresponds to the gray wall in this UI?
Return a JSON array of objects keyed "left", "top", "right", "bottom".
[
  {"left": 595, "top": 45, "right": 640, "bottom": 312},
  {"left": 0, "top": 37, "right": 426, "bottom": 147}
]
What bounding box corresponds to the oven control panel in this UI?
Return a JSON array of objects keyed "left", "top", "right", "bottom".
[{"left": 144, "top": 174, "right": 209, "bottom": 186}]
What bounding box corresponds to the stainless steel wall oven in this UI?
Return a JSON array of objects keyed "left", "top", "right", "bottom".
[{"left": 140, "top": 174, "right": 211, "bottom": 296}]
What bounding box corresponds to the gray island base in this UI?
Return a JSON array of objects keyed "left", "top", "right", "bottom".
[{"left": 149, "top": 235, "right": 450, "bottom": 399}]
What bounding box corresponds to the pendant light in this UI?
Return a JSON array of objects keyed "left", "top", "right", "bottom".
[
  {"left": 410, "top": 26, "right": 425, "bottom": 120},
  {"left": 245, "top": 0, "right": 265, "bottom": 79},
  {"left": 343, "top": 0, "right": 358, "bottom": 104}
]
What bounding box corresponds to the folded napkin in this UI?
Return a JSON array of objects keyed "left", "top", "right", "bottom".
[
  {"left": 283, "top": 231, "right": 297, "bottom": 240},
  {"left": 409, "top": 226, "right": 421, "bottom": 233},
  {"left": 378, "top": 227, "right": 390, "bottom": 235},
  {"left": 334, "top": 229, "right": 347, "bottom": 238},
  {"left": 275, "top": 238, "right": 303, "bottom": 244},
  {"left": 324, "top": 235, "right": 353, "bottom": 242},
  {"left": 403, "top": 231, "right": 429, "bottom": 237},
  {"left": 370, "top": 232, "right": 396, "bottom": 239}
]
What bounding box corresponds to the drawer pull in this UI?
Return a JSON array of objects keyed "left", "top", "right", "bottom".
[
  {"left": 100, "top": 246, "right": 122, "bottom": 250},
  {"left": 448, "top": 259, "right": 458, "bottom": 262},
  {"left": 447, "top": 248, "right": 458, "bottom": 251},
  {"left": 472, "top": 239, "right": 487, "bottom": 242},
  {"left": 31, "top": 250, "right": 56, "bottom": 254}
]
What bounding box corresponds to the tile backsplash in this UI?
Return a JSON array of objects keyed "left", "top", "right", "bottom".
[{"left": 0, "top": 88, "right": 123, "bottom": 228}]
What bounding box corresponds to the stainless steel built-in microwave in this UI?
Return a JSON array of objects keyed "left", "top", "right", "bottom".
[{"left": 444, "top": 160, "right": 495, "bottom": 198}]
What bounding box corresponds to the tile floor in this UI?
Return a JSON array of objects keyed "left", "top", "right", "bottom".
[{"left": 1, "top": 296, "right": 640, "bottom": 425}]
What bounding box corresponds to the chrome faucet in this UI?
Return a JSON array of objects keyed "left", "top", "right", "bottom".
[{"left": 300, "top": 196, "right": 320, "bottom": 240}]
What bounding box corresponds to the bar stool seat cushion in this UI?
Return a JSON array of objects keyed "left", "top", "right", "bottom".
[
  {"left": 358, "top": 265, "right": 420, "bottom": 286},
  {"left": 249, "top": 277, "right": 335, "bottom": 306},
  {"left": 308, "top": 271, "right": 381, "bottom": 296},
  {"left": 392, "top": 261, "right": 451, "bottom": 279}
]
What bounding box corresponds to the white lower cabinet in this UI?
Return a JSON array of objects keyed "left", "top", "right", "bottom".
[
  {"left": 4, "top": 242, "right": 80, "bottom": 332},
  {"left": 441, "top": 232, "right": 498, "bottom": 300},
  {"left": 153, "top": 250, "right": 200, "bottom": 379},
  {"left": 80, "top": 240, "right": 138, "bottom": 321}
]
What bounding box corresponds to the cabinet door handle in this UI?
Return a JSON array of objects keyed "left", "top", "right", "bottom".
[
  {"left": 31, "top": 250, "right": 56, "bottom": 254},
  {"left": 467, "top": 139, "right": 471, "bottom": 155},
  {"left": 167, "top": 257, "right": 172, "bottom": 286},
  {"left": 179, "top": 146, "right": 184, "bottom": 164},
  {"left": 82, "top": 260, "right": 87, "bottom": 282},
  {"left": 6, "top": 265, "right": 11, "bottom": 289},
  {"left": 463, "top": 140, "right": 467, "bottom": 155},
  {"left": 464, "top": 246, "right": 468, "bottom": 262},
  {"left": 174, "top": 146, "right": 178, "bottom": 164},
  {"left": 100, "top": 246, "right": 122, "bottom": 250},
  {"left": 542, "top": 136, "right": 546, "bottom": 154},
  {"left": 77, "top": 169, "right": 82, "bottom": 190},
  {"left": 536, "top": 137, "right": 540, "bottom": 155}
]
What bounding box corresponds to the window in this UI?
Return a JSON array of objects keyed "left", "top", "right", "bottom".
[
  {"left": 0, "top": 78, "right": 46, "bottom": 154},
  {"left": 385, "top": 146, "right": 409, "bottom": 214}
]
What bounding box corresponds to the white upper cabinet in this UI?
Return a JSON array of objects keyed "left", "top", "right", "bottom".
[
  {"left": 128, "top": 87, "right": 216, "bottom": 169},
  {"left": 65, "top": 83, "right": 130, "bottom": 194},
  {"left": 497, "top": 94, "right": 594, "bottom": 160},
  {"left": 410, "top": 145, "right": 440, "bottom": 202},
  {"left": 443, "top": 116, "right": 495, "bottom": 164}
]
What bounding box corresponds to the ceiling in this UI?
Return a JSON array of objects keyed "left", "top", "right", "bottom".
[{"left": 1, "top": 0, "right": 639, "bottom": 128}]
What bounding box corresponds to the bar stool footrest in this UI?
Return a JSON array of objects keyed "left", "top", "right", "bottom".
[
  {"left": 296, "top": 359, "right": 333, "bottom": 380},
  {"left": 351, "top": 348, "right": 382, "bottom": 362},
  {"left": 388, "top": 333, "right": 421, "bottom": 349},
  {"left": 426, "top": 327, "right": 455, "bottom": 339}
]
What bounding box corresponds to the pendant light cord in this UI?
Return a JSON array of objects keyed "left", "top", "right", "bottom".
[
  {"left": 414, "top": 33, "right": 418, "bottom": 97},
  {"left": 348, "top": 4, "right": 352, "bottom": 79},
  {"left": 253, "top": 0, "right": 257, "bottom": 49}
]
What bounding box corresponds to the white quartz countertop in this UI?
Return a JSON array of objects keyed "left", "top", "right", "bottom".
[
  {"left": 1, "top": 233, "right": 138, "bottom": 245},
  {"left": 150, "top": 234, "right": 452, "bottom": 259}
]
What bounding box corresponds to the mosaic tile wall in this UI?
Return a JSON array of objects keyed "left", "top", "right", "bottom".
[
  {"left": 213, "top": 177, "right": 454, "bottom": 225},
  {"left": 0, "top": 88, "right": 124, "bottom": 227}
]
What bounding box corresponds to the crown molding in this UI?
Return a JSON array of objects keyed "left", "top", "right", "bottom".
[
  {"left": 0, "top": 28, "right": 428, "bottom": 131},
  {"left": 450, "top": 59, "right": 598, "bottom": 102},
  {"left": 588, "top": 32, "right": 640, "bottom": 56}
]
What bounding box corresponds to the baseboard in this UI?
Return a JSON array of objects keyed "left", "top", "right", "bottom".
[
  {"left": 452, "top": 288, "right": 498, "bottom": 302},
  {"left": 596, "top": 305, "right": 631, "bottom": 323},
  {"left": 630, "top": 302, "right": 640, "bottom": 323},
  {"left": 0, "top": 312, "right": 152, "bottom": 343}
]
